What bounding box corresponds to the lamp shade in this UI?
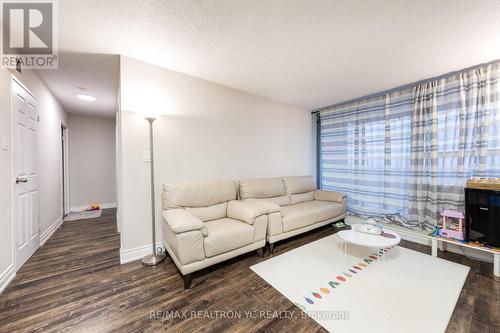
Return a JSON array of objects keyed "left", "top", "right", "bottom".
[
  {"left": 122, "top": 82, "right": 170, "bottom": 119},
  {"left": 141, "top": 109, "right": 161, "bottom": 119}
]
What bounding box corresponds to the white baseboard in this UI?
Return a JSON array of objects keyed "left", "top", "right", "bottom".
[
  {"left": 0, "top": 264, "right": 16, "bottom": 294},
  {"left": 71, "top": 202, "right": 117, "bottom": 213},
  {"left": 345, "top": 216, "right": 493, "bottom": 263},
  {"left": 120, "top": 242, "right": 164, "bottom": 264},
  {"left": 40, "top": 216, "right": 63, "bottom": 246}
]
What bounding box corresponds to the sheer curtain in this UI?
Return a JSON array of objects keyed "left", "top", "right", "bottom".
[
  {"left": 320, "top": 90, "right": 413, "bottom": 219},
  {"left": 320, "top": 62, "right": 500, "bottom": 230},
  {"left": 408, "top": 66, "right": 500, "bottom": 228}
]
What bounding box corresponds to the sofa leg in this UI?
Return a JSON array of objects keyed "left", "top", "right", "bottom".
[
  {"left": 269, "top": 243, "right": 275, "bottom": 254},
  {"left": 183, "top": 274, "right": 192, "bottom": 289},
  {"left": 256, "top": 247, "right": 264, "bottom": 257}
]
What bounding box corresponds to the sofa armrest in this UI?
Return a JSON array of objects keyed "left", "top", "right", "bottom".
[
  {"left": 162, "top": 219, "right": 205, "bottom": 266},
  {"left": 227, "top": 200, "right": 268, "bottom": 225},
  {"left": 162, "top": 209, "right": 208, "bottom": 236},
  {"left": 242, "top": 199, "right": 281, "bottom": 214},
  {"left": 314, "top": 190, "right": 347, "bottom": 203}
]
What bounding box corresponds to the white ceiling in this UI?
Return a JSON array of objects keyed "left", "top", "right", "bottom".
[
  {"left": 37, "top": 53, "right": 119, "bottom": 118},
  {"left": 54, "top": 0, "right": 500, "bottom": 111}
]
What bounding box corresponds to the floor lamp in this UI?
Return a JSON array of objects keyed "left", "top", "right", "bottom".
[{"left": 142, "top": 115, "right": 166, "bottom": 266}]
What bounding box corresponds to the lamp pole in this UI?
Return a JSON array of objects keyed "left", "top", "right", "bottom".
[{"left": 142, "top": 117, "right": 166, "bottom": 266}]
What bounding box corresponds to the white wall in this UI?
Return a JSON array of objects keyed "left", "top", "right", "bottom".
[
  {"left": 68, "top": 114, "right": 116, "bottom": 210},
  {"left": 0, "top": 68, "right": 68, "bottom": 291},
  {"left": 119, "top": 56, "right": 313, "bottom": 259}
]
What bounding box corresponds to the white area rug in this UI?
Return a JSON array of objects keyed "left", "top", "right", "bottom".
[
  {"left": 251, "top": 234, "right": 469, "bottom": 333},
  {"left": 64, "top": 210, "right": 102, "bottom": 221}
]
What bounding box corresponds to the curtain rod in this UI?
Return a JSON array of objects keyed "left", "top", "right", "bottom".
[{"left": 311, "top": 58, "right": 500, "bottom": 114}]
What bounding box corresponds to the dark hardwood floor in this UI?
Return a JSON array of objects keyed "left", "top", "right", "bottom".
[{"left": 0, "top": 209, "right": 498, "bottom": 332}]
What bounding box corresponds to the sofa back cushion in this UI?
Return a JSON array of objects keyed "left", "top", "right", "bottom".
[
  {"left": 163, "top": 180, "right": 237, "bottom": 209},
  {"left": 250, "top": 195, "right": 291, "bottom": 207},
  {"left": 239, "top": 177, "right": 286, "bottom": 199},
  {"left": 290, "top": 191, "right": 315, "bottom": 205},
  {"left": 283, "top": 176, "right": 317, "bottom": 195},
  {"left": 185, "top": 202, "right": 228, "bottom": 222}
]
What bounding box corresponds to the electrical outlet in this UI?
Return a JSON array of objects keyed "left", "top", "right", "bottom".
[
  {"left": 1, "top": 136, "right": 8, "bottom": 151},
  {"left": 143, "top": 151, "right": 151, "bottom": 163}
]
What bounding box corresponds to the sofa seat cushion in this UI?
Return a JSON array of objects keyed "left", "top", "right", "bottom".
[
  {"left": 203, "top": 218, "right": 254, "bottom": 257},
  {"left": 309, "top": 200, "right": 346, "bottom": 221},
  {"left": 281, "top": 200, "right": 346, "bottom": 233},
  {"left": 281, "top": 201, "right": 320, "bottom": 232}
]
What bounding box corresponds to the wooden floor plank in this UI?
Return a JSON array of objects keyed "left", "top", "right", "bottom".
[{"left": 0, "top": 209, "right": 496, "bottom": 332}]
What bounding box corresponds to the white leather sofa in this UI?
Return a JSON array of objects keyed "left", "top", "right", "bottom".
[
  {"left": 162, "top": 180, "right": 267, "bottom": 288},
  {"left": 239, "top": 176, "right": 346, "bottom": 252}
]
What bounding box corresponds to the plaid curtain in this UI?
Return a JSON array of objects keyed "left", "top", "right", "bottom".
[{"left": 320, "top": 62, "right": 500, "bottom": 230}]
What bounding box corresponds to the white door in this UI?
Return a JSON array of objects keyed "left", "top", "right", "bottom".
[{"left": 12, "top": 78, "right": 39, "bottom": 269}]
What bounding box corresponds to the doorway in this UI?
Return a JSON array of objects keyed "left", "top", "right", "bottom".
[
  {"left": 12, "top": 77, "right": 40, "bottom": 270},
  {"left": 61, "top": 125, "right": 70, "bottom": 216}
]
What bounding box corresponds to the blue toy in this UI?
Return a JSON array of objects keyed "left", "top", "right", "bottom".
[{"left": 431, "top": 225, "right": 441, "bottom": 237}]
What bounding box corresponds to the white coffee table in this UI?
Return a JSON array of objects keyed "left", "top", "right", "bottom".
[{"left": 337, "top": 227, "right": 401, "bottom": 262}]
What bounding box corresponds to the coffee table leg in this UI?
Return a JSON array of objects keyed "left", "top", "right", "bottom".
[
  {"left": 341, "top": 241, "right": 347, "bottom": 262},
  {"left": 376, "top": 248, "right": 386, "bottom": 263}
]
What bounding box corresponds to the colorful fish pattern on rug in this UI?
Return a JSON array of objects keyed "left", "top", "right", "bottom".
[{"left": 296, "top": 247, "right": 393, "bottom": 309}]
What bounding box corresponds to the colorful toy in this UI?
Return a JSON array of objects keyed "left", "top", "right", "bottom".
[
  {"left": 88, "top": 203, "right": 100, "bottom": 211},
  {"left": 431, "top": 225, "right": 441, "bottom": 237},
  {"left": 439, "top": 209, "right": 464, "bottom": 241}
]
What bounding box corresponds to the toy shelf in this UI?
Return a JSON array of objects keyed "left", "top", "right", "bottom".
[
  {"left": 427, "top": 234, "right": 499, "bottom": 254},
  {"left": 345, "top": 216, "right": 500, "bottom": 278},
  {"left": 427, "top": 234, "right": 500, "bottom": 278}
]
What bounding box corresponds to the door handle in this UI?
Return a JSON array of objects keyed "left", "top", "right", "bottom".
[{"left": 16, "top": 176, "right": 28, "bottom": 184}]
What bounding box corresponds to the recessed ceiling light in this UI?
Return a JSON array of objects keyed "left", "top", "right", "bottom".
[{"left": 77, "top": 94, "right": 96, "bottom": 102}]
